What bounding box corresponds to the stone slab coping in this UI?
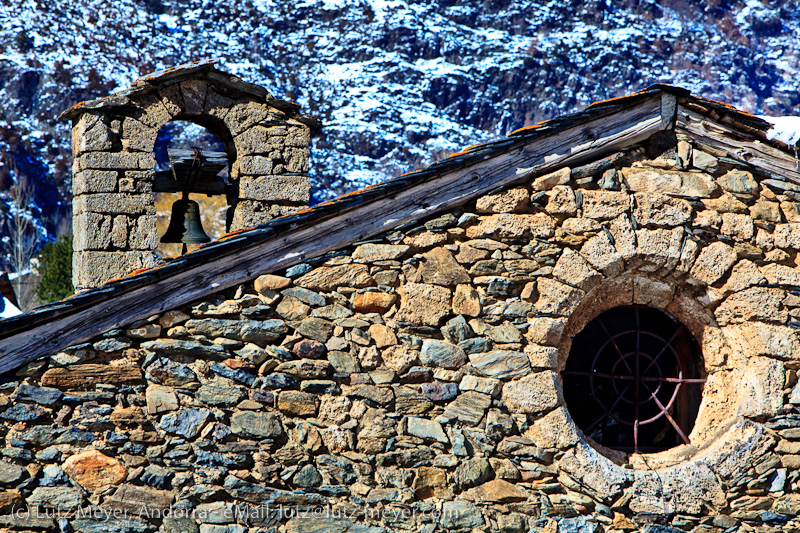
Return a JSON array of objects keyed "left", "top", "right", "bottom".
[{"left": 59, "top": 60, "right": 319, "bottom": 127}]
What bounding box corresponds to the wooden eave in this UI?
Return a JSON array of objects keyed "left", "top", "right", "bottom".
[
  {"left": 0, "top": 85, "right": 794, "bottom": 375},
  {"left": 675, "top": 101, "right": 800, "bottom": 185}
]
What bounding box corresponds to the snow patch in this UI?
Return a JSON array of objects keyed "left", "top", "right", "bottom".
[
  {"left": 759, "top": 116, "right": 800, "bottom": 146},
  {"left": 0, "top": 297, "right": 21, "bottom": 318}
]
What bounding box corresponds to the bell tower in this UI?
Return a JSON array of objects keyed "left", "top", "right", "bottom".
[{"left": 61, "top": 60, "right": 319, "bottom": 290}]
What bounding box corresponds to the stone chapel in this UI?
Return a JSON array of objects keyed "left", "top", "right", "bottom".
[{"left": 0, "top": 61, "right": 798, "bottom": 533}]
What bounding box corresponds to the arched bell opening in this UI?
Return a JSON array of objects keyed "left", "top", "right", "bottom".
[{"left": 153, "top": 119, "right": 232, "bottom": 257}]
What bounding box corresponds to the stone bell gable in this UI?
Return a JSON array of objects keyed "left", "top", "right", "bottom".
[
  {"left": 0, "top": 86, "right": 799, "bottom": 532},
  {"left": 60, "top": 60, "right": 319, "bottom": 290}
]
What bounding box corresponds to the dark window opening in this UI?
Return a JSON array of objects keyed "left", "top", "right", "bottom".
[{"left": 562, "top": 305, "right": 705, "bottom": 454}]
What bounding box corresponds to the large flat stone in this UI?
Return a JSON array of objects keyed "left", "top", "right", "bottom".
[
  {"left": 239, "top": 176, "right": 310, "bottom": 202},
  {"left": 442, "top": 391, "right": 491, "bottom": 426},
  {"left": 466, "top": 213, "right": 555, "bottom": 239},
  {"left": 11, "top": 384, "right": 62, "bottom": 405},
  {"left": 230, "top": 411, "right": 285, "bottom": 439},
  {"left": 159, "top": 408, "right": 211, "bottom": 438},
  {"left": 103, "top": 484, "right": 175, "bottom": 514},
  {"left": 502, "top": 371, "right": 560, "bottom": 414},
  {"left": 440, "top": 501, "right": 484, "bottom": 530},
  {"left": 284, "top": 518, "right": 386, "bottom": 533},
  {"left": 420, "top": 339, "right": 467, "bottom": 369},
  {"left": 196, "top": 378, "right": 247, "bottom": 406},
  {"left": 395, "top": 283, "right": 451, "bottom": 326},
  {"left": 144, "top": 358, "right": 200, "bottom": 387},
  {"left": 27, "top": 486, "right": 84, "bottom": 510},
  {"left": 0, "top": 462, "right": 26, "bottom": 485},
  {"left": 523, "top": 406, "right": 580, "bottom": 450},
  {"left": 476, "top": 187, "right": 530, "bottom": 213},
  {"left": 73, "top": 192, "right": 155, "bottom": 215},
  {"left": 41, "top": 361, "right": 143, "bottom": 390},
  {"left": 141, "top": 338, "right": 228, "bottom": 359},
  {"left": 627, "top": 462, "right": 726, "bottom": 515},
  {"left": 461, "top": 479, "right": 528, "bottom": 503},
  {"left": 414, "top": 247, "right": 470, "bottom": 286},
  {"left": 406, "top": 417, "right": 448, "bottom": 443},
  {"left": 73, "top": 250, "right": 157, "bottom": 289},
  {"left": 552, "top": 248, "right": 601, "bottom": 290},
  {"left": 581, "top": 190, "right": 629, "bottom": 219},
  {"left": 633, "top": 193, "right": 692, "bottom": 226},
  {"left": 715, "top": 287, "right": 787, "bottom": 325},
  {"left": 469, "top": 350, "right": 531, "bottom": 380},
  {"left": 352, "top": 244, "right": 410, "bottom": 262},
  {"left": 689, "top": 242, "right": 738, "bottom": 285},
  {"left": 185, "top": 318, "right": 287, "bottom": 342},
  {"left": 62, "top": 450, "right": 127, "bottom": 492},
  {"left": 297, "top": 264, "right": 373, "bottom": 291},
  {"left": 622, "top": 167, "right": 718, "bottom": 197},
  {"left": 223, "top": 475, "right": 328, "bottom": 507}
]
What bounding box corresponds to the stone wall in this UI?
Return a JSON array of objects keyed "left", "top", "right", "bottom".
[
  {"left": 68, "top": 70, "right": 313, "bottom": 290},
  {"left": 3, "top": 134, "right": 800, "bottom": 533}
]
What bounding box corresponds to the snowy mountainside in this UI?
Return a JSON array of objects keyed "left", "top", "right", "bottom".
[{"left": 0, "top": 0, "right": 799, "bottom": 262}]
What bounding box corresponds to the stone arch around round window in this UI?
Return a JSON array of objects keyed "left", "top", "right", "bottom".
[
  {"left": 63, "top": 63, "right": 318, "bottom": 289},
  {"left": 500, "top": 238, "right": 787, "bottom": 515}
]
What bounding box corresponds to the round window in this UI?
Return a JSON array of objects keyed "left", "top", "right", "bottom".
[{"left": 562, "top": 305, "right": 706, "bottom": 453}]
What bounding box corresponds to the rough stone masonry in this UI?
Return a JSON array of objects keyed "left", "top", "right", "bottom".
[
  {"left": 62, "top": 63, "right": 316, "bottom": 290},
  {"left": 1, "top": 131, "right": 800, "bottom": 533}
]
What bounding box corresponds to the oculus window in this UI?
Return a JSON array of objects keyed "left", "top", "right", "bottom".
[{"left": 562, "top": 305, "right": 705, "bottom": 453}]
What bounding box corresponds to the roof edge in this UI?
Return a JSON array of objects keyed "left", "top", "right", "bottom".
[{"left": 59, "top": 60, "right": 308, "bottom": 122}]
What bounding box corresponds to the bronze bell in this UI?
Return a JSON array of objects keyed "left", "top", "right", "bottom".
[{"left": 160, "top": 198, "right": 211, "bottom": 244}]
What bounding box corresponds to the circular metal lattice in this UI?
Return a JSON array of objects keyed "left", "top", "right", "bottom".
[{"left": 562, "top": 306, "right": 706, "bottom": 453}]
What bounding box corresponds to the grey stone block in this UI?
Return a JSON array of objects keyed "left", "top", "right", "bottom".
[
  {"left": 284, "top": 124, "right": 311, "bottom": 147},
  {"left": 130, "top": 89, "right": 174, "bottom": 128},
  {"left": 73, "top": 212, "right": 112, "bottom": 251},
  {"left": 121, "top": 117, "right": 158, "bottom": 152},
  {"left": 79, "top": 151, "right": 156, "bottom": 171},
  {"left": 234, "top": 126, "right": 269, "bottom": 154},
  {"left": 129, "top": 215, "right": 158, "bottom": 250},
  {"left": 74, "top": 193, "right": 155, "bottom": 215},
  {"left": 285, "top": 147, "right": 310, "bottom": 173},
  {"left": 225, "top": 100, "right": 271, "bottom": 136},
  {"left": 121, "top": 170, "right": 155, "bottom": 193},
  {"left": 180, "top": 79, "right": 208, "bottom": 115},
  {"left": 72, "top": 114, "right": 113, "bottom": 156},
  {"left": 239, "top": 176, "right": 310, "bottom": 203},
  {"left": 73, "top": 170, "right": 118, "bottom": 195},
  {"left": 111, "top": 215, "right": 129, "bottom": 248},
  {"left": 204, "top": 88, "right": 234, "bottom": 121},
  {"left": 158, "top": 83, "right": 184, "bottom": 117},
  {"left": 73, "top": 250, "right": 157, "bottom": 289},
  {"left": 229, "top": 200, "right": 272, "bottom": 230},
  {"left": 229, "top": 201, "right": 303, "bottom": 231},
  {"left": 238, "top": 155, "right": 273, "bottom": 176}
]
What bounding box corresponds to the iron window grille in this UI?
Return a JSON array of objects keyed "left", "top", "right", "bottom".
[{"left": 562, "top": 305, "right": 705, "bottom": 453}]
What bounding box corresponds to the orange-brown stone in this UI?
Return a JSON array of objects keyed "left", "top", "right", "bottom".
[
  {"left": 353, "top": 291, "right": 397, "bottom": 313},
  {"left": 62, "top": 450, "right": 128, "bottom": 492},
  {"left": 41, "top": 361, "right": 143, "bottom": 390},
  {"left": 0, "top": 489, "right": 23, "bottom": 512},
  {"left": 461, "top": 479, "right": 529, "bottom": 502}
]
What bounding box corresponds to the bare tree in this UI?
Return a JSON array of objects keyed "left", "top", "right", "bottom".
[{"left": 2, "top": 154, "right": 39, "bottom": 311}]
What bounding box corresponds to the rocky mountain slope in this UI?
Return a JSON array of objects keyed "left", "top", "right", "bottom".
[{"left": 0, "top": 0, "right": 798, "bottom": 260}]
